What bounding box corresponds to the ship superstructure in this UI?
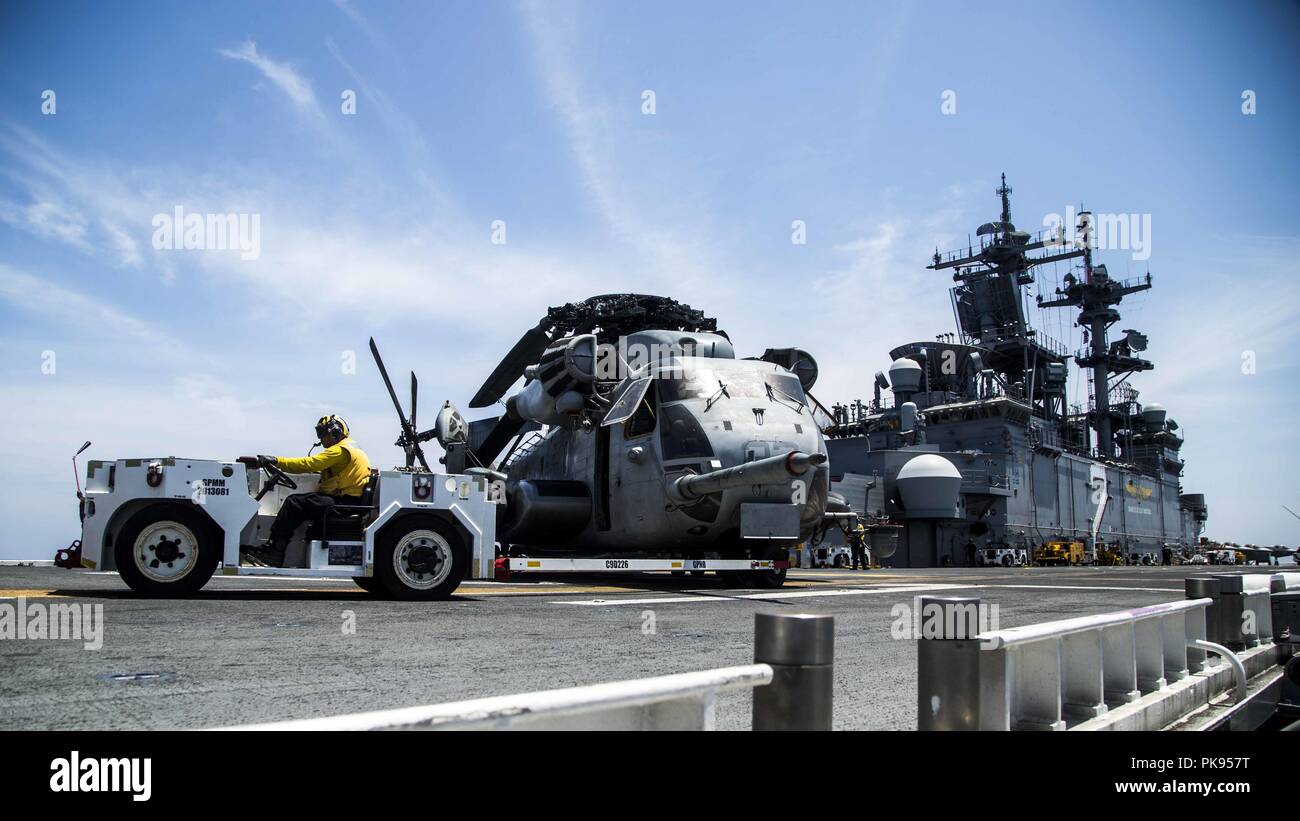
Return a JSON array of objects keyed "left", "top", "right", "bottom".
[{"left": 823, "top": 176, "right": 1207, "bottom": 567}]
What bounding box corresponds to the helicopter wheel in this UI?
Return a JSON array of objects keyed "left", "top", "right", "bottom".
[
  {"left": 747, "top": 543, "right": 789, "bottom": 589},
  {"left": 716, "top": 570, "right": 745, "bottom": 588},
  {"left": 716, "top": 544, "right": 788, "bottom": 589}
]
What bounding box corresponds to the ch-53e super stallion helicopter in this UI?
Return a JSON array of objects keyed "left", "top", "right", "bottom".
[{"left": 377, "top": 294, "right": 834, "bottom": 589}]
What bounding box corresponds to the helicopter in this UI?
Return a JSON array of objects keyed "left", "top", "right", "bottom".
[{"left": 370, "top": 294, "right": 833, "bottom": 588}]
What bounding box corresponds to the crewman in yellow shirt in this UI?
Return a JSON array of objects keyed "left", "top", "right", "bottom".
[
  {"left": 849, "top": 521, "right": 869, "bottom": 570},
  {"left": 239, "top": 414, "right": 372, "bottom": 566}
]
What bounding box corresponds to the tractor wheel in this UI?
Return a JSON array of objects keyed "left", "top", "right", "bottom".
[
  {"left": 114, "top": 503, "right": 221, "bottom": 596},
  {"left": 374, "top": 516, "right": 467, "bottom": 600}
]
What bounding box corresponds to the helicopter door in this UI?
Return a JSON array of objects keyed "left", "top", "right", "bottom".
[
  {"left": 611, "top": 382, "right": 663, "bottom": 539},
  {"left": 594, "top": 424, "right": 611, "bottom": 531}
]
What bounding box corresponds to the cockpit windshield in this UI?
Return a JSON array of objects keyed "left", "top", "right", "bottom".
[{"left": 657, "top": 366, "right": 806, "bottom": 407}]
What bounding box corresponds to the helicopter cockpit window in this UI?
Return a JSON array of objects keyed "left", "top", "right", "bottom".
[
  {"left": 624, "top": 386, "right": 657, "bottom": 438},
  {"left": 764, "top": 373, "right": 807, "bottom": 406},
  {"left": 603, "top": 376, "right": 653, "bottom": 426},
  {"left": 658, "top": 366, "right": 805, "bottom": 407},
  {"left": 657, "top": 368, "right": 716, "bottom": 403}
]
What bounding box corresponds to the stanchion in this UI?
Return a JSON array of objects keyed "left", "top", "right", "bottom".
[{"left": 752, "top": 612, "right": 834, "bottom": 730}]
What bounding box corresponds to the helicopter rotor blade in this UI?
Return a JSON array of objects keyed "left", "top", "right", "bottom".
[
  {"left": 410, "top": 371, "right": 418, "bottom": 434},
  {"left": 476, "top": 414, "right": 529, "bottom": 466},
  {"left": 370, "top": 338, "right": 410, "bottom": 430},
  {"left": 469, "top": 319, "right": 554, "bottom": 408},
  {"left": 368, "top": 337, "right": 430, "bottom": 471}
]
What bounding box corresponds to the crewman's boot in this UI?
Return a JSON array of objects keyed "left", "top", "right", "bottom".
[
  {"left": 264, "top": 537, "right": 287, "bottom": 568},
  {"left": 247, "top": 536, "right": 287, "bottom": 568}
]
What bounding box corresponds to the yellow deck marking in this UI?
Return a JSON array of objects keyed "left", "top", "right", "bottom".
[{"left": 0, "top": 589, "right": 62, "bottom": 599}]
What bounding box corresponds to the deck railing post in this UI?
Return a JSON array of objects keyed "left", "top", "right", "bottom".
[
  {"left": 752, "top": 612, "right": 834, "bottom": 731},
  {"left": 1214, "top": 574, "right": 1249, "bottom": 651},
  {"left": 916, "top": 595, "right": 983, "bottom": 730}
]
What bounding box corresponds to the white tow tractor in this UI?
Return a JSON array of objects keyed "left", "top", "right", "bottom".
[
  {"left": 976, "top": 546, "right": 1029, "bottom": 568},
  {"left": 74, "top": 452, "right": 500, "bottom": 599}
]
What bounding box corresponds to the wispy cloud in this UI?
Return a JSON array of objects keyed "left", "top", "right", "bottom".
[
  {"left": 0, "top": 196, "right": 91, "bottom": 252},
  {"left": 218, "top": 39, "right": 321, "bottom": 116},
  {"left": 0, "top": 263, "right": 177, "bottom": 349},
  {"left": 331, "top": 0, "right": 390, "bottom": 52},
  {"left": 517, "top": 0, "right": 717, "bottom": 285},
  {"left": 322, "top": 37, "right": 453, "bottom": 213},
  {"left": 102, "top": 220, "right": 142, "bottom": 267},
  {"left": 1, "top": 123, "right": 260, "bottom": 278},
  {"left": 0, "top": 193, "right": 140, "bottom": 268},
  {"left": 0, "top": 120, "right": 601, "bottom": 356}
]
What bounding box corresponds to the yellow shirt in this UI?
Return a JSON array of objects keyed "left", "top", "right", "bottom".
[{"left": 275, "top": 438, "right": 372, "bottom": 497}]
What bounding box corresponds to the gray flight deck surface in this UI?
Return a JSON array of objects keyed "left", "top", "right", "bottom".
[{"left": 0, "top": 564, "right": 1284, "bottom": 730}]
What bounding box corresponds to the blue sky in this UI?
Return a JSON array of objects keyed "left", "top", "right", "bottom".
[{"left": 1, "top": 0, "right": 1297, "bottom": 558}]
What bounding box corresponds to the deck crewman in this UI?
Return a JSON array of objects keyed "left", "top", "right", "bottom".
[
  {"left": 240, "top": 414, "right": 371, "bottom": 566},
  {"left": 849, "top": 521, "right": 869, "bottom": 570}
]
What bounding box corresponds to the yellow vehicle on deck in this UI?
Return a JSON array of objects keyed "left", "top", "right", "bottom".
[
  {"left": 1094, "top": 542, "right": 1126, "bottom": 566},
  {"left": 1033, "top": 540, "right": 1086, "bottom": 566}
]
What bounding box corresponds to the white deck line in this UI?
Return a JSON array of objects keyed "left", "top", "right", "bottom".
[{"left": 551, "top": 582, "right": 1183, "bottom": 606}]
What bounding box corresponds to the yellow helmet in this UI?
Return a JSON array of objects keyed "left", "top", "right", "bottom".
[{"left": 315, "top": 414, "right": 350, "bottom": 442}]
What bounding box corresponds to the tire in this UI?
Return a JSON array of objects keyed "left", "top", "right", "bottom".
[
  {"left": 374, "top": 515, "right": 467, "bottom": 600},
  {"left": 114, "top": 503, "right": 221, "bottom": 596},
  {"left": 713, "top": 542, "right": 786, "bottom": 589},
  {"left": 1000, "top": 553, "right": 1013, "bottom": 567},
  {"left": 352, "top": 576, "right": 382, "bottom": 593},
  {"left": 747, "top": 543, "right": 789, "bottom": 589},
  {"left": 833, "top": 554, "right": 849, "bottom": 569},
  {"left": 716, "top": 570, "right": 744, "bottom": 587}
]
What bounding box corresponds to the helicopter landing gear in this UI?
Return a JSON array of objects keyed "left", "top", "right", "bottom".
[
  {"left": 747, "top": 543, "right": 789, "bottom": 589},
  {"left": 716, "top": 542, "right": 788, "bottom": 590}
]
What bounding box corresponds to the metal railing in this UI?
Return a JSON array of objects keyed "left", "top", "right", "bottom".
[
  {"left": 221, "top": 612, "right": 834, "bottom": 731},
  {"left": 224, "top": 664, "right": 774, "bottom": 731},
  {"left": 917, "top": 595, "right": 1216, "bottom": 730},
  {"left": 918, "top": 571, "right": 1299, "bottom": 731}
]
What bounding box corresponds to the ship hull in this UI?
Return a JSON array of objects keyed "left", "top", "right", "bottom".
[{"left": 826, "top": 417, "right": 1204, "bottom": 568}]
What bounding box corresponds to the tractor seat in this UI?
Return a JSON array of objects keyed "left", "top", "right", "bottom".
[
  {"left": 305, "top": 470, "right": 379, "bottom": 542},
  {"left": 329, "top": 469, "right": 379, "bottom": 513}
]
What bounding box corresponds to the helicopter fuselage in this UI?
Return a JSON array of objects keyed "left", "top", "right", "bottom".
[{"left": 501, "top": 352, "right": 829, "bottom": 556}]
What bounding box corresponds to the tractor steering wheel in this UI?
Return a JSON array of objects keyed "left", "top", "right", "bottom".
[{"left": 254, "top": 458, "right": 297, "bottom": 500}]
